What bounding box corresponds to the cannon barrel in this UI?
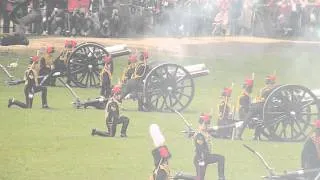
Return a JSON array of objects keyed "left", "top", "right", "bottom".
[
  {"left": 182, "top": 64, "right": 210, "bottom": 78},
  {"left": 104, "top": 44, "right": 131, "bottom": 58},
  {"left": 308, "top": 89, "right": 320, "bottom": 104}
]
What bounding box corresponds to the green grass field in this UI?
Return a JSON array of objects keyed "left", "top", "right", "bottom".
[{"left": 0, "top": 40, "right": 320, "bottom": 180}]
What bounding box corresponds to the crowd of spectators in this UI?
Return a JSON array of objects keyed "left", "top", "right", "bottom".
[{"left": 1, "top": 0, "right": 320, "bottom": 39}]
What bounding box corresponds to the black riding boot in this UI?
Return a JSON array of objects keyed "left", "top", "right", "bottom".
[
  {"left": 107, "top": 124, "right": 117, "bottom": 137},
  {"left": 83, "top": 99, "right": 106, "bottom": 109},
  {"left": 41, "top": 87, "right": 48, "bottom": 107},
  {"left": 8, "top": 98, "right": 29, "bottom": 108},
  {"left": 119, "top": 116, "right": 129, "bottom": 137},
  {"left": 138, "top": 96, "right": 145, "bottom": 111},
  {"left": 92, "top": 129, "right": 110, "bottom": 137}
]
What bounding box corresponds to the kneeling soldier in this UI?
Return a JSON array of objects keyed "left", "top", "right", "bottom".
[
  {"left": 8, "top": 57, "right": 49, "bottom": 109},
  {"left": 193, "top": 132, "right": 226, "bottom": 180},
  {"left": 91, "top": 86, "right": 129, "bottom": 137}
]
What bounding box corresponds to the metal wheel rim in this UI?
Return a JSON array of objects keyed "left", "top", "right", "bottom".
[
  {"left": 263, "top": 84, "right": 320, "bottom": 142},
  {"left": 144, "top": 63, "right": 195, "bottom": 112},
  {"left": 67, "top": 42, "right": 111, "bottom": 88}
]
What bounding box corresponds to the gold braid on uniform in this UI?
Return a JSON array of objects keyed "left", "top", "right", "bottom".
[
  {"left": 24, "top": 66, "right": 39, "bottom": 86},
  {"left": 58, "top": 48, "right": 73, "bottom": 65},
  {"left": 100, "top": 64, "right": 112, "bottom": 86},
  {"left": 121, "top": 63, "right": 136, "bottom": 83},
  {"left": 132, "top": 62, "right": 147, "bottom": 79},
  {"left": 258, "top": 85, "right": 275, "bottom": 102}
]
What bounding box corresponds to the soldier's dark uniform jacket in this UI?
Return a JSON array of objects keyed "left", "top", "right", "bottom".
[
  {"left": 260, "top": 86, "right": 274, "bottom": 100},
  {"left": 238, "top": 92, "right": 251, "bottom": 120},
  {"left": 236, "top": 75, "right": 276, "bottom": 140},
  {"left": 301, "top": 135, "right": 320, "bottom": 179},
  {"left": 217, "top": 101, "right": 233, "bottom": 138},
  {"left": 121, "top": 62, "right": 136, "bottom": 84},
  {"left": 121, "top": 61, "right": 149, "bottom": 111},
  {"left": 239, "top": 78, "right": 254, "bottom": 119},
  {"left": 151, "top": 145, "right": 171, "bottom": 180},
  {"left": 132, "top": 61, "right": 148, "bottom": 80},
  {"left": 100, "top": 66, "right": 112, "bottom": 98},
  {"left": 91, "top": 97, "right": 129, "bottom": 137},
  {"left": 218, "top": 101, "right": 230, "bottom": 120},
  {"left": 8, "top": 65, "right": 49, "bottom": 109},
  {"left": 193, "top": 133, "right": 225, "bottom": 180}
]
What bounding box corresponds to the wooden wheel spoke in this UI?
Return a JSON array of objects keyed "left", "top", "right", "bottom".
[
  {"left": 159, "top": 96, "right": 166, "bottom": 110},
  {"left": 290, "top": 122, "right": 299, "bottom": 138},
  {"left": 154, "top": 98, "right": 159, "bottom": 108},
  {"left": 176, "top": 75, "right": 187, "bottom": 83},
  {"left": 173, "top": 66, "right": 179, "bottom": 79},
  {"left": 300, "top": 112, "right": 318, "bottom": 116},
  {"left": 70, "top": 60, "right": 86, "bottom": 66},
  {"left": 70, "top": 67, "right": 87, "bottom": 75},
  {"left": 79, "top": 72, "right": 88, "bottom": 83},
  {"left": 168, "top": 94, "right": 173, "bottom": 106},
  {"left": 272, "top": 121, "right": 281, "bottom": 132},
  {"left": 265, "top": 111, "right": 286, "bottom": 115},
  {"left": 171, "top": 93, "right": 184, "bottom": 108},
  {"left": 300, "top": 100, "right": 316, "bottom": 110},
  {"left": 165, "top": 66, "right": 172, "bottom": 79},
  {"left": 293, "top": 118, "right": 304, "bottom": 134},
  {"left": 91, "top": 72, "right": 96, "bottom": 86},
  {"left": 279, "top": 124, "right": 287, "bottom": 138},
  {"left": 176, "top": 85, "right": 192, "bottom": 90},
  {"left": 175, "top": 91, "right": 192, "bottom": 98},
  {"left": 85, "top": 72, "right": 90, "bottom": 86}
]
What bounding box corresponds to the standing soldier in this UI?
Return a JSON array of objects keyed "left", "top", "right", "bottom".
[
  {"left": 83, "top": 55, "right": 113, "bottom": 109},
  {"left": 238, "top": 77, "right": 254, "bottom": 120},
  {"left": 50, "top": 40, "right": 77, "bottom": 86},
  {"left": 217, "top": 87, "right": 233, "bottom": 138},
  {"left": 236, "top": 74, "right": 277, "bottom": 140},
  {"left": 301, "top": 120, "right": 320, "bottom": 180},
  {"left": 37, "top": 45, "right": 55, "bottom": 85},
  {"left": 8, "top": 56, "right": 49, "bottom": 109},
  {"left": 121, "top": 52, "right": 138, "bottom": 85},
  {"left": 91, "top": 86, "right": 130, "bottom": 137},
  {"left": 149, "top": 124, "right": 172, "bottom": 180}
]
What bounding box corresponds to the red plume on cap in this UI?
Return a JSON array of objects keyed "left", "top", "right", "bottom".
[
  {"left": 31, "top": 56, "right": 39, "bottom": 63},
  {"left": 266, "top": 75, "right": 276, "bottom": 81},
  {"left": 112, "top": 85, "right": 121, "bottom": 94},
  {"left": 222, "top": 87, "right": 232, "bottom": 97},
  {"left": 200, "top": 113, "right": 211, "bottom": 123},
  {"left": 314, "top": 120, "right": 320, "bottom": 128},
  {"left": 103, "top": 55, "right": 112, "bottom": 64},
  {"left": 128, "top": 54, "right": 137, "bottom": 63},
  {"left": 65, "top": 40, "right": 77, "bottom": 48},
  {"left": 46, "top": 46, "right": 54, "bottom": 54},
  {"left": 143, "top": 50, "right": 149, "bottom": 60},
  {"left": 159, "top": 146, "right": 170, "bottom": 158},
  {"left": 245, "top": 79, "right": 253, "bottom": 86}
]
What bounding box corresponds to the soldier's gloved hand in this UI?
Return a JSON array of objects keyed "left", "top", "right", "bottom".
[
  {"left": 198, "top": 160, "right": 205, "bottom": 166},
  {"left": 98, "top": 96, "right": 105, "bottom": 102}
]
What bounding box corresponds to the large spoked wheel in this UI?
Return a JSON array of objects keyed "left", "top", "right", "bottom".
[
  {"left": 263, "top": 85, "right": 320, "bottom": 142},
  {"left": 67, "top": 42, "right": 113, "bottom": 88},
  {"left": 143, "top": 63, "right": 195, "bottom": 112}
]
